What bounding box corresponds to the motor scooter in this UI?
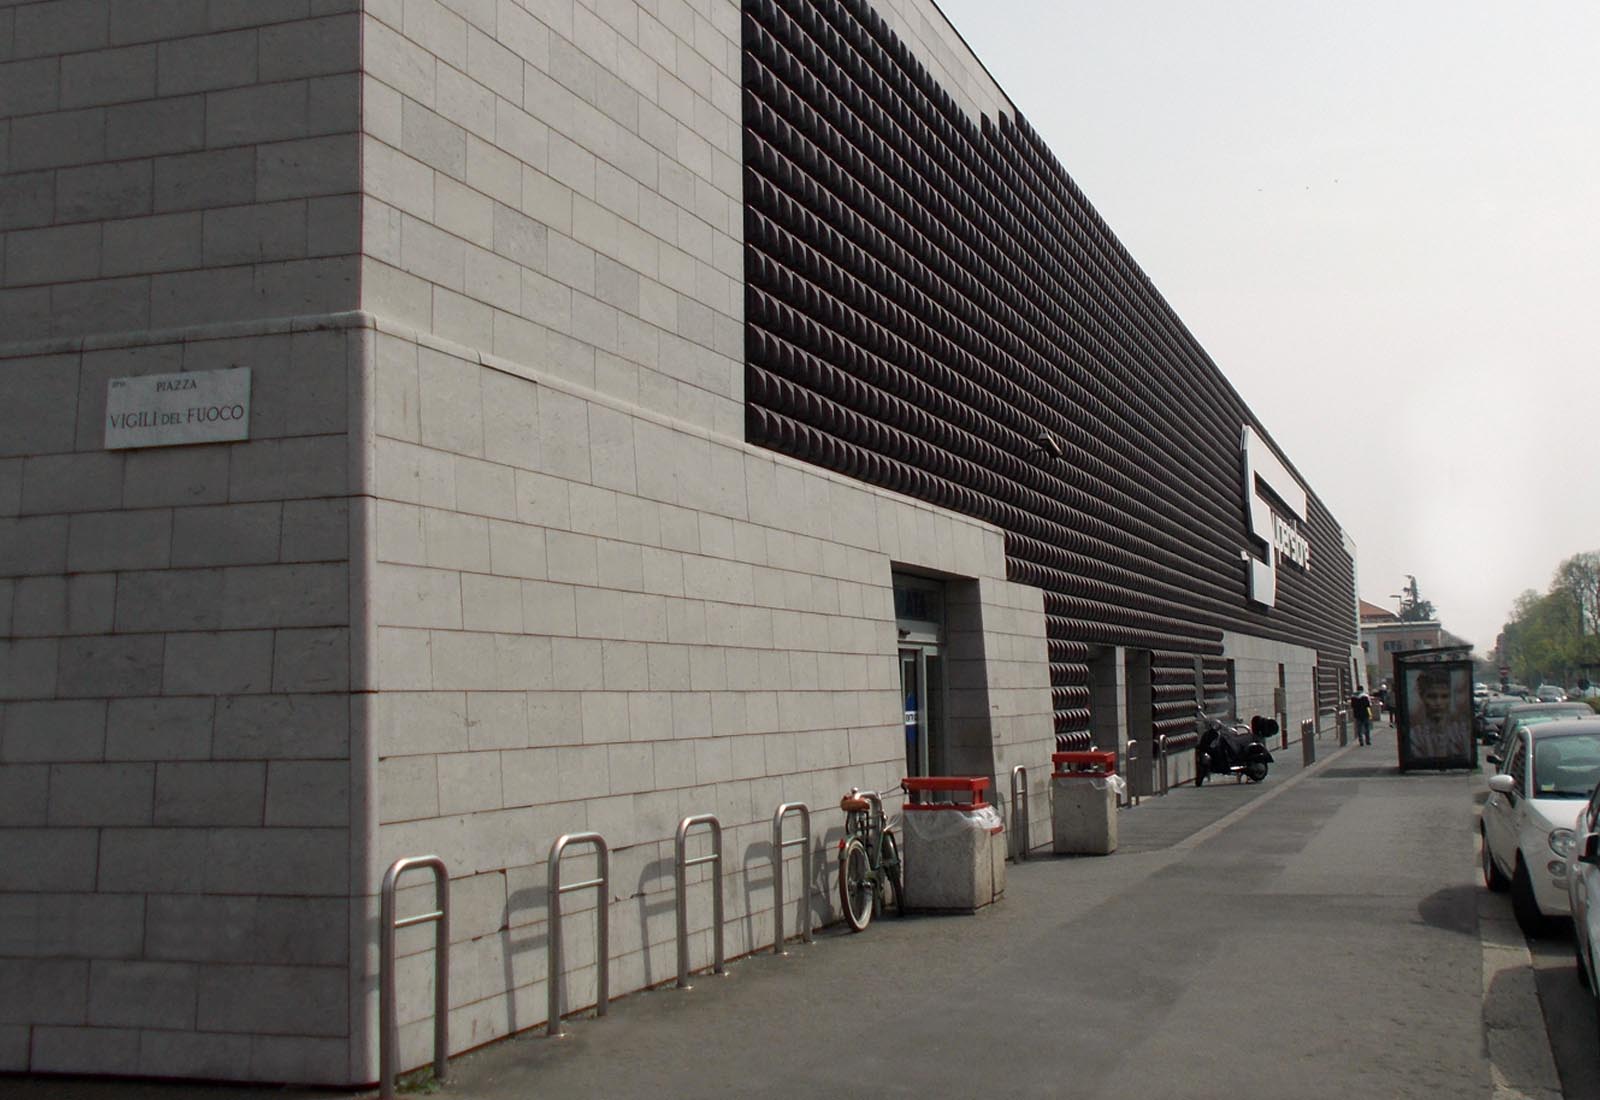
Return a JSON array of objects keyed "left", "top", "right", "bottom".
[{"left": 1194, "top": 707, "right": 1273, "bottom": 784}]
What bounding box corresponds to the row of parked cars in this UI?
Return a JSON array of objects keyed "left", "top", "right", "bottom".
[
  {"left": 1475, "top": 688, "right": 1589, "bottom": 747},
  {"left": 1477, "top": 693, "right": 1600, "bottom": 1014}
]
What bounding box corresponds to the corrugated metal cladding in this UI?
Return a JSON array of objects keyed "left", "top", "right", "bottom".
[{"left": 739, "top": 0, "right": 1356, "bottom": 745}]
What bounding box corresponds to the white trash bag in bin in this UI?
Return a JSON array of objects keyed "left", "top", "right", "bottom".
[{"left": 902, "top": 803, "right": 1002, "bottom": 841}]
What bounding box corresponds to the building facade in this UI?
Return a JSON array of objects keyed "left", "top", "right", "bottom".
[
  {"left": 0, "top": 0, "right": 1358, "bottom": 1084},
  {"left": 1358, "top": 601, "right": 1445, "bottom": 686}
]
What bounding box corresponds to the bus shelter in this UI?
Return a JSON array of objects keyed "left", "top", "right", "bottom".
[{"left": 1394, "top": 647, "right": 1477, "bottom": 771}]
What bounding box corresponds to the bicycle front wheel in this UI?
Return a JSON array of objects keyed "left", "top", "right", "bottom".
[{"left": 839, "top": 837, "right": 874, "bottom": 932}]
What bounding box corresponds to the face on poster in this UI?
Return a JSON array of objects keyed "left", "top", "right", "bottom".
[{"left": 1404, "top": 665, "right": 1471, "bottom": 760}]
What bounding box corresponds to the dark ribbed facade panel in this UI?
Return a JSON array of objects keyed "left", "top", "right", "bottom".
[{"left": 740, "top": 0, "right": 1356, "bottom": 741}]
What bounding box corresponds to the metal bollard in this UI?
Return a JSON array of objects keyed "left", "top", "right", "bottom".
[
  {"left": 674, "top": 814, "right": 724, "bottom": 989},
  {"left": 1126, "top": 740, "right": 1141, "bottom": 806},
  {"left": 379, "top": 856, "right": 450, "bottom": 1100},
  {"left": 547, "top": 833, "right": 609, "bottom": 1038},
  {"left": 1009, "top": 764, "right": 1029, "bottom": 860},
  {"left": 771, "top": 802, "right": 812, "bottom": 956},
  {"left": 1157, "top": 735, "right": 1169, "bottom": 795},
  {"left": 1337, "top": 708, "right": 1348, "bottom": 747},
  {"left": 1301, "top": 719, "right": 1315, "bottom": 766}
]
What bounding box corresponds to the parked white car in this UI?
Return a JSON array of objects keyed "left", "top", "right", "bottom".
[
  {"left": 1566, "top": 746, "right": 1600, "bottom": 1000},
  {"left": 1482, "top": 719, "right": 1600, "bottom": 936}
]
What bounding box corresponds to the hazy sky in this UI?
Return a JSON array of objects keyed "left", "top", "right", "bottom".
[{"left": 930, "top": 0, "right": 1598, "bottom": 654}]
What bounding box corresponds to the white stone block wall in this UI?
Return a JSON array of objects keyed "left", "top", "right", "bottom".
[
  {"left": 359, "top": 0, "right": 745, "bottom": 438},
  {"left": 0, "top": 318, "right": 362, "bottom": 1083},
  {"left": 0, "top": 0, "right": 362, "bottom": 342},
  {"left": 2, "top": 2, "right": 359, "bottom": 1078},
  {"left": 364, "top": 319, "right": 1051, "bottom": 1072},
  {"left": 969, "top": 579, "right": 1054, "bottom": 855},
  {"left": 1219, "top": 630, "right": 1321, "bottom": 739}
]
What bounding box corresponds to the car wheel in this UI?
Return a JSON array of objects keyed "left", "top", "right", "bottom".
[
  {"left": 1512, "top": 858, "right": 1550, "bottom": 938},
  {"left": 1481, "top": 827, "right": 1509, "bottom": 893}
]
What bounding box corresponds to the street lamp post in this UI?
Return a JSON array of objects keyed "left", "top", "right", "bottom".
[{"left": 1385, "top": 586, "right": 1409, "bottom": 687}]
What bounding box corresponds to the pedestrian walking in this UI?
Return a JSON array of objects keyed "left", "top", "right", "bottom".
[{"left": 1351, "top": 687, "right": 1374, "bottom": 746}]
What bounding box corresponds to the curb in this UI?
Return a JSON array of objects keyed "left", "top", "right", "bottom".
[{"left": 1480, "top": 893, "right": 1564, "bottom": 1099}]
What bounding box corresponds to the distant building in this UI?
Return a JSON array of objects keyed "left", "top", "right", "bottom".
[{"left": 1360, "top": 600, "right": 1445, "bottom": 685}]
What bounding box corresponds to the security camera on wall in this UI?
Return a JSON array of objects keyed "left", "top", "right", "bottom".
[{"left": 1033, "top": 431, "right": 1063, "bottom": 462}]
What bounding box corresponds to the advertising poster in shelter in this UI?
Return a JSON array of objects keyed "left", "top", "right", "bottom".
[{"left": 1395, "top": 649, "right": 1476, "bottom": 770}]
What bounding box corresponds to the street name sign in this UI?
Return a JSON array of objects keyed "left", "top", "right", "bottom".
[{"left": 105, "top": 367, "right": 251, "bottom": 449}]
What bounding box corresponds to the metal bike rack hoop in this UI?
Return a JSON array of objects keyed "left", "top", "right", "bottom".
[
  {"left": 771, "top": 802, "right": 812, "bottom": 955},
  {"left": 1009, "top": 764, "right": 1029, "bottom": 860},
  {"left": 675, "top": 813, "right": 725, "bottom": 989},
  {"left": 546, "top": 832, "right": 610, "bottom": 1038},
  {"left": 379, "top": 854, "right": 450, "bottom": 1100}
]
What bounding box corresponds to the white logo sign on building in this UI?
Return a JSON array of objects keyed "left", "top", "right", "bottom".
[
  {"left": 104, "top": 368, "right": 251, "bottom": 450},
  {"left": 1241, "top": 424, "right": 1310, "bottom": 608}
]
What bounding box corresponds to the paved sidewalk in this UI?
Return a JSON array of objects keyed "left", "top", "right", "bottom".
[
  {"left": 1116, "top": 721, "right": 1348, "bottom": 853},
  {"left": 3, "top": 724, "right": 1372, "bottom": 1099}
]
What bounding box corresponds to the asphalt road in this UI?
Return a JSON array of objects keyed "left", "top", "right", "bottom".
[
  {"left": 11, "top": 724, "right": 1598, "bottom": 1099},
  {"left": 1531, "top": 933, "right": 1600, "bottom": 1098}
]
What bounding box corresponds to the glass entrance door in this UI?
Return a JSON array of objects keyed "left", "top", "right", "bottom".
[
  {"left": 900, "top": 645, "right": 944, "bottom": 777},
  {"left": 894, "top": 572, "right": 946, "bottom": 779},
  {"left": 901, "top": 648, "right": 924, "bottom": 777}
]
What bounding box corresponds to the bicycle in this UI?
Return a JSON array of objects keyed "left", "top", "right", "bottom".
[{"left": 837, "top": 786, "right": 902, "bottom": 931}]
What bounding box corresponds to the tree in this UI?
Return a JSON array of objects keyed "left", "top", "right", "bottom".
[
  {"left": 1553, "top": 551, "right": 1600, "bottom": 681},
  {"left": 1502, "top": 590, "right": 1569, "bottom": 685},
  {"left": 1500, "top": 552, "right": 1600, "bottom": 686},
  {"left": 1396, "top": 574, "right": 1436, "bottom": 622},
  {"left": 1553, "top": 551, "right": 1600, "bottom": 637}
]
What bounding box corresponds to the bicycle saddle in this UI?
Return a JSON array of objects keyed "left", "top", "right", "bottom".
[{"left": 839, "top": 794, "right": 871, "bottom": 813}]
